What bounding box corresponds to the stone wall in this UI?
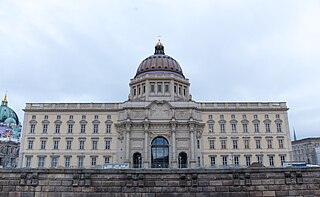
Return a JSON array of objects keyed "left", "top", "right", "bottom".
[{"left": 0, "top": 167, "right": 319, "bottom": 197}]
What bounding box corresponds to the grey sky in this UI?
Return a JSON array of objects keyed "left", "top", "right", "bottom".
[{"left": 1, "top": 0, "right": 319, "bottom": 139}]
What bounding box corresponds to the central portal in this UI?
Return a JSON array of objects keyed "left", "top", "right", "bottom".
[{"left": 151, "top": 137, "right": 169, "bottom": 168}]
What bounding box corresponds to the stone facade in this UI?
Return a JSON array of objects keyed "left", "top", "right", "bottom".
[
  {"left": 292, "top": 137, "right": 320, "bottom": 164},
  {"left": 19, "top": 41, "right": 292, "bottom": 169},
  {"left": 0, "top": 168, "right": 319, "bottom": 196}
]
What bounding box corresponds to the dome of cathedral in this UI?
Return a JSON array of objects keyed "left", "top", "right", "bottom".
[
  {"left": 135, "top": 40, "right": 184, "bottom": 78},
  {"left": 0, "top": 95, "right": 19, "bottom": 126}
]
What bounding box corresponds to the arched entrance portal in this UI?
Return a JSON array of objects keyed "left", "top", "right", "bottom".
[
  {"left": 151, "top": 137, "right": 169, "bottom": 168},
  {"left": 178, "top": 152, "right": 188, "bottom": 168},
  {"left": 133, "top": 152, "right": 142, "bottom": 168}
]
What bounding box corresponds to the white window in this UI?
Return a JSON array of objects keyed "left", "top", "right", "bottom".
[
  {"left": 104, "top": 156, "right": 110, "bottom": 164},
  {"left": 221, "top": 140, "right": 226, "bottom": 149},
  {"left": 78, "top": 157, "right": 84, "bottom": 168},
  {"left": 267, "top": 139, "right": 273, "bottom": 149},
  {"left": 91, "top": 157, "right": 97, "bottom": 166},
  {"left": 276, "top": 114, "right": 280, "bottom": 119},
  {"left": 66, "top": 140, "right": 72, "bottom": 150},
  {"left": 208, "top": 124, "right": 214, "bottom": 133},
  {"left": 280, "top": 155, "right": 286, "bottom": 166},
  {"left": 256, "top": 139, "right": 261, "bottom": 149},
  {"left": 232, "top": 140, "right": 238, "bottom": 149},
  {"left": 106, "top": 124, "right": 111, "bottom": 133},
  {"left": 51, "top": 157, "right": 58, "bottom": 168},
  {"left": 26, "top": 157, "right": 32, "bottom": 168},
  {"left": 32, "top": 115, "right": 36, "bottom": 120},
  {"left": 94, "top": 115, "right": 99, "bottom": 120},
  {"left": 38, "top": 157, "right": 45, "bottom": 168},
  {"left": 253, "top": 114, "right": 258, "bottom": 119},
  {"left": 28, "top": 140, "right": 33, "bottom": 149},
  {"left": 40, "top": 140, "right": 46, "bottom": 150},
  {"left": 69, "top": 115, "right": 73, "bottom": 120},
  {"left": 30, "top": 124, "right": 35, "bottom": 133},
  {"left": 278, "top": 139, "right": 284, "bottom": 149},
  {"left": 82, "top": 115, "right": 86, "bottom": 120},
  {"left": 197, "top": 140, "right": 200, "bottom": 149},
  {"left": 57, "top": 115, "right": 61, "bottom": 120},
  {"left": 65, "top": 156, "right": 71, "bottom": 168},
  {"left": 79, "top": 140, "right": 85, "bottom": 150},
  {"left": 150, "top": 83, "right": 155, "bottom": 93},
  {"left": 265, "top": 114, "right": 269, "bottom": 119},
  {"left": 243, "top": 124, "right": 248, "bottom": 133},
  {"left": 244, "top": 139, "right": 250, "bottom": 149},
  {"left": 197, "top": 156, "right": 201, "bottom": 167},
  {"left": 44, "top": 115, "right": 48, "bottom": 120},
  {"left": 231, "top": 114, "right": 235, "bottom": 119},
  {"left": 105, "top": 141, "right": 111, "bottom": 149},
  {"left": 231, "top": 124, "right": 237, "bottom": 132},
  {"left": 208, "top": 115, "right": 213, "bottom": 120},
  {"left": 157, "top": 82, "right": 162, "bottom": 93},
  {"left": 269, "top": 156, "right": 274, "bottom": 166},
  {"left": 42, "top": 124, "right": 48, "bottom": 133},
  {"left": 53, "top": 140, "right": 59, "bottom": 150},
  {"left": 265, "top": 123, "right": 270, "bottom": 133},
  {"left": 92, "top": 141, "right": 98, "bottom": 150},
  {"left": 276, "top": 123, "right": 282, "bottom": 132},
  {"left": 210, "top": 156, "right": 216, "bottom": 167},
  {"left": 209, "top": 140, "right": 215, "bottom": 149},
  {"left": 245, "top": 156, "right": 251, "bottom": 166},
  {"left": 220, "top": 124, "right": 225, "bottom": 133},
  {"left": 165, "top": 83, "right": 169, "bottom": 92},
  {"left": 55, "top": 124, "right": 61, "bottom": 134},
  {"left": 234, "top": 156, "right": 239, "bottom": 166},
  {"left": 222, "top": 156, "right": 228, "bottom": 166},
  {"left": 80, "top": 124, "right": 86, "bottom": 133},
  {"left": 242, "top": 114, "right": 246, "bottom": 119},
  {"left": 257, "top": 155, "right": 263, "bottom": 164},
  {"left": 93, "top": 124, "right": 99, "bottom": 133},
  {"left": 68, "top": 124, "right": 73, "bottom": 133},
  {"left": 254, "top": 123, "right": 259, "bottom": 133}
]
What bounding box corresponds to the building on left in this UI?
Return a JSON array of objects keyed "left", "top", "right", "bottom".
[{"left": 0, "top": 94, "right": 21, "bottom": 168}]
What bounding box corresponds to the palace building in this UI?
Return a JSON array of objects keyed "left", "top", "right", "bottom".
[{"left": 19, "top": 41, "right": 292, "bottom": 169}]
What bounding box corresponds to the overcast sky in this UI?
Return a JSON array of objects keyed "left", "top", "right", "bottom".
[{"left": 1, "top": 0, "right": 319, "bottom": 139}]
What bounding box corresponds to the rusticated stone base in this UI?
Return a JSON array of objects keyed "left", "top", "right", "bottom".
[{"left": 0, "top": 167, "right": 319, "bottom": 196}]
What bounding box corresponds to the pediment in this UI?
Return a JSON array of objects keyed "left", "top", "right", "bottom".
[{"left": 147, "top": 101, "right": 173, "bottom": 119}]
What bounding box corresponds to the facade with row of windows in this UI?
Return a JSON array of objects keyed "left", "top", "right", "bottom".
[{"left": 19, "top": 41, "right": 292, "bottom": 168}]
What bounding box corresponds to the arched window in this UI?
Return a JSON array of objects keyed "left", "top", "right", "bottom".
[
  {"left": 133, "top": 152, "right": 142, "bottom": 168},
  {"left": 151, "top": 137, "right": 169, "bottom": 168},
  {"left": 178, "top": 152, "right": 188, "bottom": 168}
]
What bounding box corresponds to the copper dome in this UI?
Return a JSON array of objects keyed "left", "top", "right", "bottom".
[{"left": 135, "top": 41, "right": 184, "bottom": 78}]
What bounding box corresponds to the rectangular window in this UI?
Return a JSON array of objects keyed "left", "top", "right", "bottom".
[
  {"left": 94, "top": 115, "right": 99, "bottom": 120},
  {"left": 68, "top": 124, "right": 73, "bottom": 134},
  {"left": 210, "top": 156, "right": 216, "bottom": 167},
  {"left": 222, "top": 156, "right": 228, "bottom": 166},
  {"left": 174, "top": 84, "right": 177, "bottom": 94},
  {"left": 245, "top": 156, "right": 251, "bottom": 166},
  {"left": 105, "top": 141, "right": 111, "bottom": 149},
  {"left": 143, "top": 84, "right": 146, "bottom": 94},
  {"left": 234, "top": 156, "right": 239, "bottom": 166},
  {"left": 183, "top": 88, "right": 186, "bottom": 96},
  {"left": 265, "top": 114, "right": 269, "bottom": 119},
  {"left": 197, "top": 156, "right": 201, "bottom": 167},
  {"left": 269, "top": 156, "right": 274, "bottom": 166},
  {"left": 220, "top": 124, "right": 225, "bottom": 133},
  {"left": 55, "top": 124, "right": 60, "bottom": 134},
  {"left": 133, "top": 87, "right": 137, "bottom": 96},
  {"left": 57, "top": 115, "right": 61, "bottom": 120},
  {"left": 40, "top": 140, "right": 46, "bottom": 150},
  {"left": 51, "top": 157, "right": 58, "bottom": 168},
  {"left": 276, "top": 123, "right": 282, "bottom": 132},
  {"left": 104, "top": 156, "right": 110, "bottom": 164},
  {"left": 220, "top": 115, "right": 224, "bottom": 119},
  {"left": 28, "top": 140, "right": 33, "bottom": 149},
  {"left": 242, "top": 114, "right": 246, "bottom": 119},
  {"left": 79, "top": 140, "right": 85, "bottom": 150},
  {"left": 78, "top": 157, "right": 84, "bottom": 168},
  {"left": 231, "top": 124, "right": 237, "bottom": 132},
  {"left": 208, "top": 124, "right": 214, "bottom": 133},
  {"left": 253, "top": 114, "right": 258, "bottom": 119},
  {"left": 66, "top": 140, "right": 72, "bottom": 150},
  {"left": 65, "top": 156, "right": 71, "bottom": 168},
  {"left": 209, "top": 140, "right": 215, "bottom": 149},
  {"left": 278, "top": 139, "right": 284, "bottom": 149},
  {"left": 280, "top": 155, "right": 286, "bottom": 166},
  {"left": 165, "top": 83, "right": 169, "bottom": 92},
  {"left": 38, "top": 157, "right": 45, "bottom": 168},
  {"left": 30, "top": 124, "right": 35, "bottom": 133},
  {"left": 256, "top": 139, "right": 261, "bottom": 149},
  {"left": 208, "top": 115, "right": 213, "bottom": 120},
  {"left": 107, "top": 115, "right": 111, "bottom": 120},
  {"left": 243, "top": 124, "right": 248, "bottom": 133},
  {"left": 53, "top": 140, "right": 59, "bottom": 150},
  {"left": 69, "top": 115, "right": 73, "bottom": 120},
  {"left": 82, "top": 115, "right": 86, "bottom": 120},
  {"left": 32, "top": 115, "right": 36, "bottom": 120},
  {"left": 197, "top": 140, "right": 200, "bottom": 149},
  {"left": 150, "top": 83, "right": 155, "bottom": 93},
  {"left": 80, "top": 124, "right": 86, "bottom": 133},
  {"left": 106, "top": 124, "right": 111, "bottom": 133},
  {"left": 26, "top": 157, "right": 32, "bottom": 168},
  {"left": 267, "top": 139, "right": 273, "bottom": 149},
  {"left": 257, "top": 155, "right": 263, "bottom": 164},
  {"left": 254, "top": 123, "right": 259, "bottom": 133},
  {"left": 244, "top": 139, "right": 250, "bottom": 149},
  {"left": 93, "top": 124, "right": 99, "bottom": 133},
  {"left": 91, "top": 157, "right": 97, "bottom": 166},
  {"left": 231, "top": 114, "right": 235, "bottom": 119},
  {"left": 42, "top": 124, "right": 48, "bottom": 133},
  {"left": 178, "top": 86, "right": 182, "bottom": 95},
  {"left": 265, "top": 123, "right": 270, "bottom": 133},
  {"left": 276, "top": 114, "right": 280, "bottom": 119},
  {"left": 221, "top": 140, "right": 226, "bottom": 149},
  {"left": 44, "top": 115, "right": 48, "bottom": 120},
  {"left": 157, "top": 83, "right": 162, "bottom": 93},
  {"left": 232, "top": 140, "right": 238, "bottom": 149},
  {"left": 92, "top": 140, "right": 98, "bottom": 150},
  {"left": 138, "top": 86, "right": 141, "bottom": 95}
]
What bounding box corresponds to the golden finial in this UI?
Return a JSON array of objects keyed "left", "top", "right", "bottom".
[
  {"left": 3, "top": 91, "right": 7, "bottom": 102},
  {"left": 157, "top": 36, "right": 161, "bottom": 45}
]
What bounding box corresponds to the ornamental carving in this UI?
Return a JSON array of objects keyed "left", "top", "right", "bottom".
[{"left": 149, "top": 103, "right": 170, "bottom": 119}]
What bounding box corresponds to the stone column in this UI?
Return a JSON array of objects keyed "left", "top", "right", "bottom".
[
  {"left": 143, "top": 118, "right": 150, "bottom": 168},
  {"left": 125, "top": 119, "right": 131, "bottom": 163},
  {"left": 189, "top": 119, "right": 196, "bottom": 168},
  {"left": 170, "top": 119, "right": 177, "bottom": 168}
]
